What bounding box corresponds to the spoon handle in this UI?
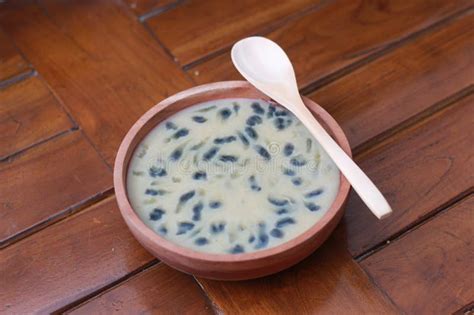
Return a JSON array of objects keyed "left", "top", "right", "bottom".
[{"left": 293, "top": 101, "right": 392, "bottom": 219}]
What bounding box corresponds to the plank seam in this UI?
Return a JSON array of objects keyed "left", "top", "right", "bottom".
[
  {"left": 353, "top": 85, "right": 474, "bottom": 157},
  {"left": 0, "top": 68, "right": 36, "bottom": 89},
  {"left": 355, "top": 190, "right": 473, "bottom": 262},
  {"left": 181, "top": 0, "right": 334, "bottom": 71},
  {"left": 300, "top": 6, "right": 474, "bottom": 95},
  {"left": 142, "top": 21, "right": 196, "bottom": 85},
  {"left": 193, "top": 277, "right": 223, "bottom": 315},
  {"left": 355, "top": 257, "right": 406, "bottom": 315},
  {"left": 454, "top": 301, "right": 474, "bottom": 315},
  {"left": 0, "top": 186, "right": 114, "bottom": 249},
  {"left": 138, "top": 0, "right": 187, "bottom": 22},
  {"left": 56, "top": 259, "right": 160, "bottom": 314},
  {"left": 0, "top": 127, "right": 78, "bottom": 163}
]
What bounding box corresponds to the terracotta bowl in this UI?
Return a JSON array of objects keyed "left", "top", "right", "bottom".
[{"left": 114, "top": 81, "right": 351, "bottom": 280}]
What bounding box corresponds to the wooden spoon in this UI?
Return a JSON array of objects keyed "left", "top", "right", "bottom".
[{"left": 231, "top": 36, "right": 392, "bottom": 219}]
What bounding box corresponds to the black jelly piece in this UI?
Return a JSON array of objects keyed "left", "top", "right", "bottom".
[
  {"left": 276, "top": 208, "right": 289, "bottom": 215},
  {"left": 237, "top": 131, "right": 249, "bottom": 146},
  {"left": 276, "top": 217, "right": 296, "bottom": 228},
  {"left": 274, "top": 117, "right": 286, "bottom": 130},
  {"left": 210, "top": 222, "right": 225, "bottom": 234},
  {"left": 145, "top": 189, "right": 159, "bottom": 196},
  {"left": 209, "top": 201, "right": 222, "bottom": 209},
  {"left": 192, "top": 116, "right": 207, "bottom": 123},
  {"left": 149, "top": 208, "right": 165, "bottom": 221},
  {"left": 251, "top": 184, "right": 261, "bottom": 191},
  {"left": 254, "top": 222, "right": 269, "bottom": 249},
  {"left": 292, "top": 177, "right": 303, "bottom": 186},
  {"left": 305, "top": 202, "right": 321, "bottom": 212},
  {"left": 249, "top": 175, "right": 262, "bottom": 191},
  {"left": 176, "top": 222, "right": 195, "bottom": 235},
  {"left": 230, "top": 244, "right": 245, "bottom": 254},
  {"left": 283, "top": 168, "right": 295, "bottom": 176},
  {"left": 214, "top": 136, "right": 237, "bottom": 144},
  {"left": 219, "top": 155, "right": 238, "bottom": 162},
  {"left": 158, "top": 226, "right": 167, "bottom": 235},
  {"left": 275, "top": 110, "right": 288, "bottom": 116},
  {"left": 248, "top": 235, "right": 255, "bottom": 243},
  {"left": 268, "top": 197, "right": 289, "bottom": 206},
  {"left": 255, "top": 233, "right": 269, "bottom": 249},
  {"left": 245, "top": 126, "right": 258, "bottom": 140},
  {"left": 233, "top": 103, "right": 240, "bottom": 113},
  {"left": 165, "top": 121, "right": 178, "bottom": 130},
  {"left": 194, "top": 237, "right": 209, "bottom": 246},
  {"left": 254, "top": 145, "right": 271, "bottom": 160},
  {"left": 192, "top": 202, "right": 204, "bottom": 221},
  {"left": 172, "top": 128, "right": 189, "bottom": 139},
  {"left": 283, "top": 143, "right": 294, "bottom": 156},
  {"left": 192, "top": 171, "right": 207, "bottom": 180},
  {"left": 170, "top": 148, "right": 183, "bottom": 161},
  {"left": 179, "top": 190, "right": 195, "bottom": 203},
  {"left": 305, "top": 189, "right": 324, "bottom": 198},
  {"left": 267, "top": 104, "right": 276, "bottom": 118},
  {"left": 219, "top": 108, "right": 232, "bottom": 119},
  {"left": 246, "top": 115, "right": 263, "bottom": 126},
  {"left": 198, "top": 105, "right": 216, "bottom": 112},
  {"left": 251, "top": 102, "right": 265, "bottom": 115},
  {"left": 149, "top": 166, "right": 167, "bottom": 177},
  {"left": 270, "top": 228, "right": 284, "bottom": 238},
  {"left": 203, "top": 146, "right": 219, "bottom": 161},
  {"left": 290, "top": 155, "right": 307, "bottom": 166}
]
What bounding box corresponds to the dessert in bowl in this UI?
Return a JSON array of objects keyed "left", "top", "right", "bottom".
[{"left": 114, "top": 81, "right": 351, "bottom": 280}]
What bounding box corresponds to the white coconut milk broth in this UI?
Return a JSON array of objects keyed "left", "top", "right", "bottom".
[{"left": 127, "top": 98, "right": 340, "bottom": 254}]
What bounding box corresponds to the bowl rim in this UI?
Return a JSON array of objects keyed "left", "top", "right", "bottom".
[{"left": 114, "top": 81, "right": 351, "bottom": 263}]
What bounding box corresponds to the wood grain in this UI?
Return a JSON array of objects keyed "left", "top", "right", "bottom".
[
  {"left": 0, "top": 197, "right": 154, "bottom": 314},
  {"left": 0, "top": 0, "right": 192, "bottom": 165},
  {"left": 187, "top": 0, "right": 472, "bottom": 87},
  {"left": 310, "top": 12, "right": 474, "bottom": 149},
  {"left": 123, "top": 0, "right": 178, "bottom": 16},
  {"left": 147, "top": 0, "right": 319, "bottom": 65},
  {"left": 68, "top": 263, "right": 213, "bottom": 315},
  {"left": 0, "top": 76, "right": 73, "bottom": 159},
  {"left": 0, "top": 131, "right": 111, "bottom": 246},
  {"left": 343, "top": 93, "right": 474, "bottom": 257},
  {"left": 361, "top": 196, "right": 474, "bottom": 315},
  {"left": 0, "top": 28, "right": 30, "bottom": 83},
  {"left": 197, "top": 235, "right": 398, "bottom": 314}
]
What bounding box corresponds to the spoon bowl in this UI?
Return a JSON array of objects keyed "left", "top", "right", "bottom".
[{"left": 232, "top": 37, "right": 392, "bottom": 219}]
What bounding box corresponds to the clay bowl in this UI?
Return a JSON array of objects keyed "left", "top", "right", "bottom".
[{"left": 114, "top": 81, "right": 351, "bottom": 281}]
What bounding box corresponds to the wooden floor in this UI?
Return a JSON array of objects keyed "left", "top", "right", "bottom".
[{"left": 1, "top": 1, "right": 473, "bottom": 314}]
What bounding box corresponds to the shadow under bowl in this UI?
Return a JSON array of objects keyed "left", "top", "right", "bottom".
[{"left": 114, "top": 81, "right": 351, "bottom": 280}]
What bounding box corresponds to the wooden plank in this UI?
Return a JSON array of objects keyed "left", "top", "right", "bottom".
[
  {"left": 147, "top": 0, "right": 319, "bottom": 65},
  {"left": 123, "top": 0, "right": 178, "bottom": 16},
  {"left": 0, "top": 28, "right": 30, "bottom": 83},
  {"left": 68, "top": 263, "right": 213, "bottom": 315},
  {"left": 361, "top": 196, "right": 474, "bottom": 314},
  {"left": 0, "top": 0, "right": 192, "bottom": 165},
  {"left": 0, "top": 131, "right": 111, "bottom": 246},
  {"left": 344, "top": 93, "right": 474, "bottom": 257},
  {"left": 197, "top": 235, "right": 398, "bottom": 314},
  {"left": 0, "top": 76, "right": 73, "bottom": 159},
  {"left": 310, "top": 12, "right": 474, "bottom": 148},
  {"left": 0, "top": 197, "right": 154, "bottom": 314},
  {"left": 187, "top": 0, "right": 472, "bottom": 87}
]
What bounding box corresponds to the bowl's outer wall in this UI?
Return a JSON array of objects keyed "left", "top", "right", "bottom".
[{"left": 114, "top": 81, "right": 352, "bottom": 280}]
